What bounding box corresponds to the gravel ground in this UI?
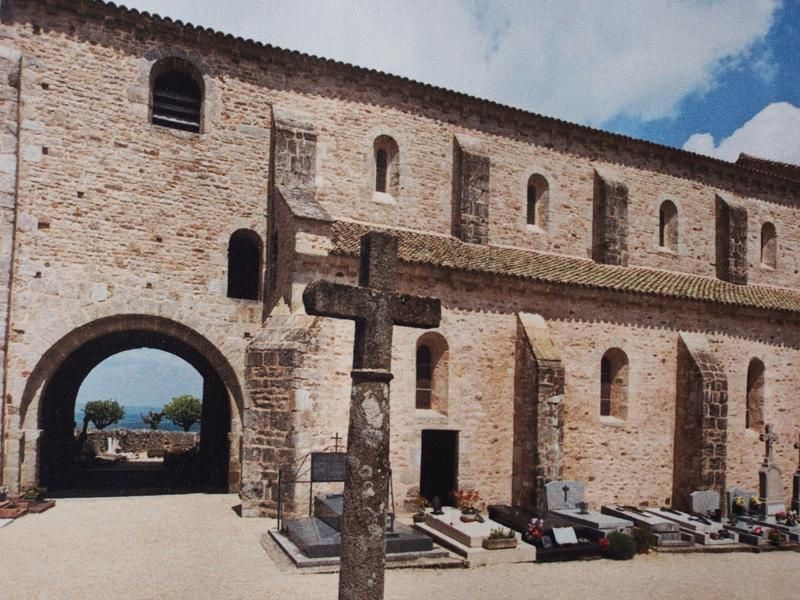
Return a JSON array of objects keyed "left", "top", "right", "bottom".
[{"left": 1, "top": 494, "right": 798, "bottom": 600}]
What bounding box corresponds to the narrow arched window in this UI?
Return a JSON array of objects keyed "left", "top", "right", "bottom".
[
  {"left": 760, "top": 222, "right": 776, "bottom": 268},
  {"left": 416, "top": 345, "right": 432, "bottom": 409},
  {"left": 227, "top": 229, "right": 262, "bottom": 300},
  {"left": 373, "top": 135, "right": 400, "bottom": 196},
  {"left": 600, "top": 348, "right": 629, "bottom": 420},
  {"left": 415, "top": 333, "right": 449, "bottom": 413},
  {"left": 746, "top": 358, "right": 765, "bottom": 431},
  {"left": 659, "top": 200, "right": 678, "bottom": 251},
  {"left": 375, "top": 149, "right": 388, "bottom": 193},
  {"left": 150, "top": 58, "right": 203, "bottom": 133},
  {"left": 526, "top": 174, "right": 549, "bottom": 228},
  {"left": 600, "top": 357, "right": 612, "bottom": 416}
]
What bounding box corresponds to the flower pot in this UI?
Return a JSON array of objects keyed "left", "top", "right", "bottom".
[
  {"left": 482, "top": 537, "right": 517, "bottom": 550},
  {"left": 460, "top": 511, "right": 478, "bottom": 523},
  {"left": 413, "top": 513, "right": 426, "bottom": 523}
]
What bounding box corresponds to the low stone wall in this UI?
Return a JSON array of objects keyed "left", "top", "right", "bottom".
[{"left": 86, "top": 430, "right": 198, "bottom": 455}]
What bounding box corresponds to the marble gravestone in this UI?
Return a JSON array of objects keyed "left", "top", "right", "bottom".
[
  {"left": 544, "top": 480, "right": 632, "bottom": 535},
  {"left": 758, "top": 424, "right": 784, "bottom": 517},
  {"left": 689, "top": 490, "right": 720, "bottom": 517}
]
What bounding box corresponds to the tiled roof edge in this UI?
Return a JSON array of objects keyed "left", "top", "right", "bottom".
[{"left": 329, "top": 220, "right": 800, "bottom": 315}]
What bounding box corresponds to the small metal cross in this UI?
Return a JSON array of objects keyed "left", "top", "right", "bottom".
[
  {"left": 760, "top": 423, "right": 778, "bottom": 466},
  {"left": 331, "top": 432, "right": 343, "bottom": 453},
  {"left": 562, "top": 484, "right": 570, "bottom": 503}
]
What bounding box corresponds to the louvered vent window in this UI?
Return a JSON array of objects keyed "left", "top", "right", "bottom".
[{"left": 152, "top": 70, "right": 202, "bottom": 133}]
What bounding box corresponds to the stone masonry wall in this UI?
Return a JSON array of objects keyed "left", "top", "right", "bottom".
[
  {"left": 512, "top": 313, "right": 565, "bottom": 515},
  {"left": 592, "top": 169, "right": 629, "bottom": 266},
  {"left": 0, "top": 6, "right": 270, "bottom": 489},
  {"left": 86, "top": 430, "right": 198, "bottom": 455},
  {"left": 242, "top": 313, "right": 321, "bottom": 517},
  {"left": 287, "top": 255, "right": 800, "bottom": 512},
  {"left": 716, "top": 194, "right": 749, "bottom": 285},
  {"left": 0, "top": 45, "right": 20, "bottom": 467},
  {"left": 452, "top": 135, "right": 490, "bottom": 245},
  {"left": 674, "top": 334, "right": 729, "bottom": 514}
]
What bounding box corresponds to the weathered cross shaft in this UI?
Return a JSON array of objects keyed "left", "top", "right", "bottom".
[{"left": 303, "top": 231, "right": 441, "bottom": 600}]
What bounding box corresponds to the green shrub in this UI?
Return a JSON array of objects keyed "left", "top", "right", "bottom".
[
  {"left": 606, "top": 531, "right": 637, "bottom": 560},
  {"left": 632, "top": 527, "right": 657, "bottom": 554}
]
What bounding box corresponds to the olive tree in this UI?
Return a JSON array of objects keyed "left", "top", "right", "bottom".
[
  {"left": 141, "top": 410, "right": 164, "bottom": 430},
  {"left": 83, "top": 399, "right": 125, "bottom": 430},
  {"left": 162, "top": 395, "right": 202, "bottom": 432}
]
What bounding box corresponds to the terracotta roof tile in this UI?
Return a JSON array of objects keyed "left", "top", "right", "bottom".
[{"left": 330, "top": 221, "right": 800, "bottom": 314}]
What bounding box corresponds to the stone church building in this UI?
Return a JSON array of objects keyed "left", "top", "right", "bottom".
[{"left": 0, "top": 0, "right": 798, "bottom": 518}]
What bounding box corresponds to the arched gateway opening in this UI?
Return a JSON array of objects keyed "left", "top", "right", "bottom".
[{"left": 21, "top": 315, "right": 243, "bottom": 495}]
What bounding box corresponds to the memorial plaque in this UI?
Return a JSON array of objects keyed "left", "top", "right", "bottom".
[
  {"left": 311, "top": 452, "right": 347, "bottom": 482},
  {"left": 552, "top": 527, "right": 579, "bottom": 545}
]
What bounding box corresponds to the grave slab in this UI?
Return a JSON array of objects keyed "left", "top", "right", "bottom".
[
  {"left": 601, "top": 505, "right": 691, "bottom": 547},
  {"left": 548, "top": 509, "right": 632, "bottom": 535},
  {"left": 646, "top": 508, "right": 736, "bottom": 546},
  {"left": 414, "top": 508, "right": 535, "bottom": 567}
]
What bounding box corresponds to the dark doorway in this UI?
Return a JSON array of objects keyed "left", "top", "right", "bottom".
[{"left": 420, "top": 429, "right": 458, "bottom": 505}]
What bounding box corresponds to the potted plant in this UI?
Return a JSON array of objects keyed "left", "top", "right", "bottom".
[
  {"left": 18, "top": 485, "right": 55, "bottom": 514},
  {"left": 785, "top": 511, "right": 799, "bottom": 527},
  {"left": 482, "top": 527, "right": 518, "bottom": 550},
  {"left": 732, "top": 495, "right": 746, "bottom": 516},
  {"left": 452, "top": 489, "right": 482, "bottom": 522},
  {"left": 749, "top": 496, "right": 762, "bottom": 515},
  {"left": 775, "top": 511, "right": 787, "bottom": 524},
  {"left": 411, "top": 493, "right": 429, "bottom": 523}
]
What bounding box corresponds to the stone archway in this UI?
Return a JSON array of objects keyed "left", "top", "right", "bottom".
[{"left": 15, "top": 315, "right": 243, "bottom": 494}]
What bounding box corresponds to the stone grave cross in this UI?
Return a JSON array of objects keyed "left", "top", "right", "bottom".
[
  {"left": 760, "top": 424, "right": 778, "bottom": 467},
  {"left": 331, "top": 432, "right": 343, "bottom": 453},
  {"left": 303, "top": 231, "right": 441, "bottom": 600}
]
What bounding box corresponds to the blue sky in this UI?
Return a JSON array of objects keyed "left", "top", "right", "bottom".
[
  {"left": 85, "top": 2, "right": 800, "bottom": 407},
  {"left": 76, "top": 349, "right": 202, "bottom": 411}
]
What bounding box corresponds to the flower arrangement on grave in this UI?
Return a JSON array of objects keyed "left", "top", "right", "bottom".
[
  {"left": 488, "top": 527, "right": 516, "bottom": 540},
  {"left": 732, "top": 495, "right": 746, "bottom": 515},
  {"left": 526, "top": 518, "right": 545, "bottom": 542},
  {"left": 751, "top": 525, "right": 764, "bottom": 536},
  {"left": 767, "top": 527, "right": 782, "bottom": 545},
  {"left": 410, "top": 493, "right": 429, "bottom": 522},
  {"left": 598, "top": 537, "right": 610, "bottom": 551},
  {"left": 785, "top": 511, "right": 799, "bottom": 526},
  {"left": 749, "top": 496, "right": 762, "bottom": 514},
  {"left": 775, "top": 511, "right": 787, "bottom": 524},
  {"left": 452, "top": 489, "right": 482, "bottom": 518}
]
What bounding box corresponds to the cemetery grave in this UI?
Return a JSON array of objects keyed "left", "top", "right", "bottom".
[
  {"left": 488, "top": 504, "right": 604, "bottom": 562},
  {"left": 268, "top": 450, "right": 451, "bottom": 568},
  {"left": 413, "top": 505, "right": 536, "bottom": 567},
  {"left": 544, "top": 480, "right": 633, "bottom": 536}
]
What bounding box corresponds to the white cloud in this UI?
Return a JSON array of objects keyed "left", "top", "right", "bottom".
[
  {"left": 683, "top": 102, "right": 800, "bottom": 164},
  {"left": 117, "top": 0, "right": 779, "bottom": 126}
]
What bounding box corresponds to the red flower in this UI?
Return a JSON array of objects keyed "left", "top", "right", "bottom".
[{"left": 599, "top": 537, "right": 610, "bottom": 550}]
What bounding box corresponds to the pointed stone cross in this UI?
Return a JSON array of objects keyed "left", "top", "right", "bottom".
[
  {"left": 303, "top": 231, "right": 441, "bottom": 600},
  {"left": 760, "top": 423, "right": 778, "bottom": 467}
]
